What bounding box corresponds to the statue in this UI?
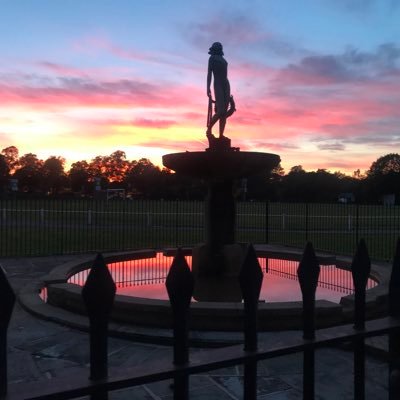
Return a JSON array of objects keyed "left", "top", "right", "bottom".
[{"left": 206, "top": 42, "right": 236, "bottom": 146}]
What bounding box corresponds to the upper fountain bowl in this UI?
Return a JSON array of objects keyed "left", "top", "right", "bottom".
[{"left": 162, "top": 151, "right": 280, "bottom": 180}]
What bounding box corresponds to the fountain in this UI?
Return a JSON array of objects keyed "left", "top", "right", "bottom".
[
  {"left": 163, "top": 42, "right": 280, "bottom": 299},
  {"left": 27, "top": 42, "right": 385, "bottom": 341}
]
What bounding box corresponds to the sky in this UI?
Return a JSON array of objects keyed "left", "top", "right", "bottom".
[{"left": 0, "top": 0, "right": 399, "bottom": 175}]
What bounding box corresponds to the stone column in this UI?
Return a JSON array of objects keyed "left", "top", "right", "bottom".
[{"left": 205, "top": 178, "right": 235, "bottom": 249}]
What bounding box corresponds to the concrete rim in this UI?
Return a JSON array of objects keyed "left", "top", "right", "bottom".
[{"left": 18, "top": 245, "right": 390, "bottom": 346}]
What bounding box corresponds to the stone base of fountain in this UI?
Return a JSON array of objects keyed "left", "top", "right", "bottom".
[
  {"left": 192, "top": 243, "right": 245, "bottom": 278},
  {"left": 163, "top": 147, "right": 280, "bottom": 285}
]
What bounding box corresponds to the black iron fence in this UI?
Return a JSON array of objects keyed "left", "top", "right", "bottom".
[
  {"left": 2, "top": 239, "right": 400, "bottom": 399},
  {"left": 1, "top": 199, "right": 399, "bottom": 260}
]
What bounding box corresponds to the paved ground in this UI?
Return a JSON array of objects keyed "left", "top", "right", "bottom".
[{"left": 2, "top": 254, "right": 390, "bottom": 399}]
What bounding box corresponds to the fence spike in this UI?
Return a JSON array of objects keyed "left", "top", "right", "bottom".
[
  {"left": 297, "top": 242, "right": 319, "bottom": 400},
  {"left": 0, "top": 267, "right": 15, "bottom": 330},
  {"left": 82, "top": 253, "right": 116, "bottom": 318},
  {"left": 389, "top": 238, "right": 400, "bottom": 317},
  {"left": 239, "top": 244, "right": 263, "bottom": 351},
  {"left": 166, "top": 248, "right": 194, "bottom": 315},
  {"left": 166, "top": 248, "right": 194, "bottom": 400},
  {"left": 165, "top": 249, "right": 194, "bottom": 361},
  {"left": 82, "top": 253, "right": 116, "bottom": 386},
  {"left": 239, "top": 244, "right": 263, "bottom": 400},
  {"left": 0, "top": 266, "right": 16, "bottom": 397},
  {"left": 389, "top": 238, "right": 400, "bottom": 399},
  {"left": 351, "top": 238, "right": 371, "bottom": 330},
  {"left": 297, "top": 241, "right": 320, "bottom": 340},
  {"left": 239, "top": 244, "right": 263, "bottom": 313},
  {"left": 351, "top": 239, "right": 370, "bottom": 399}
]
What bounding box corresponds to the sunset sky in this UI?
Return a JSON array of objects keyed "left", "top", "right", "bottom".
[{"left": 0, "top": 0, "right": 399, "bottom": 175}]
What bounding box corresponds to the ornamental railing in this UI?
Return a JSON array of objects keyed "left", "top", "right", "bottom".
[{"left": 1, "top": 239, "right": 400, "bottom": 399}]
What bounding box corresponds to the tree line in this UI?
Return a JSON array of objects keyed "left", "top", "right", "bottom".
[{"left": 0, "top": 146, "right": 399, "bottom": 203}]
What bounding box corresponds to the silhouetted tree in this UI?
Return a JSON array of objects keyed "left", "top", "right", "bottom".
[
  {"left": 280, "top": 167, "right": 355, "bottom": 202},
  {"left": 68, "top": 160, "right": 92, "bottom": 194},
  {"left": 13, "top": 153, "right": 43, "bottom": 193},
  {"left": 124, "top": 158, "right": 163, "bottom": 197},
  {"left": 369, "top": 153, "right": 400, "bottom": 175},
  {"left": 105, "top": 150, "right": 129, "bottom": 183},
  {"left": 41, "top": 156, "right": 67, "bottom": 195},
  {"left": 280, "top": 165, "right": 307, "bottom": 201},
  {"left": 245, "top": 163, "right": 285, "bottom": 200},
  {"left": 366, "top": 153, "right": 400, "bottom": 202},
  {"left": 87, "top": 150, "right": 130, "bottom": 188},
  {"left": 1, "top": 146, "right": 19, "bottom": 174},
  {"left": 0, "top": 154, "right": 10, "bottom": 195},
  {"left": 5, "top": 144, "right": 400, "bottom": 203}
]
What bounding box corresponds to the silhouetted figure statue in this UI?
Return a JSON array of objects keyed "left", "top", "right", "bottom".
[{"left": 206, "top": 42, "right": 236, "bottom": 144}]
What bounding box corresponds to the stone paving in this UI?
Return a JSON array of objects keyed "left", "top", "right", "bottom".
[{"left": 2, "top": 254, "right": 391, "bottom": 399}]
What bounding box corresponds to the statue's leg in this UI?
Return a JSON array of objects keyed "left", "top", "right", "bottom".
[
  {"left": 207, "top": 113, "right": 221, "bottom": 136},
  {"left": 219, "top": 116, "right": 227, "bottom": 137},
  {"left": 226, "top": 96, "right": 236, "bottom": 118}
]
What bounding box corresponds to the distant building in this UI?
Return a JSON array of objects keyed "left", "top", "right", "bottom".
[
  {"left": 382, "top": 194, "right": 395, "bottom": 206},
  {"left": 338, "top": 193, "right": 355, "bottom": 204},
  {"left": 9, "top": 179, "right": 18, "bottom": 192}
]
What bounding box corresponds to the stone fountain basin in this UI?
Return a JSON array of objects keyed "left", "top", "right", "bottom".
[
  {"left": 162, "top": 151, "right": 280, "bottom": 179},
  {"left": 36, "top": 248, "right": 389, "bottom": 332}
]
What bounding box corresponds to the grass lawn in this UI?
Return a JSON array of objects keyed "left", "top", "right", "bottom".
[{"left": 1, "top": 199, "right": 399, "bottom": 260}]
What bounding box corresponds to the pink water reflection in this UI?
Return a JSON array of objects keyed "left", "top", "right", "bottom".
[{"left": 68, "top": 253, "right": 377, "bottom": 303}]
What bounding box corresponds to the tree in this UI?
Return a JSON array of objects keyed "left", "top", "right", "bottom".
[
  {"left": 244, "top": 163, "right": 285, "bottom": 201},
  {"left": 13, "top": 153, "right": 43, "bottom": 192},
  {"left": 280, "top": 165, "right": 307, "bottom": 201},
  {"left": 104, "top": 150, "right": 129, "bottom": 183},
  {"left": 280, "top": 167, "right": 351, "bottom": 202},
  {"left": 68, "top": 160, "right": 92, "bottom": 193},
  {"left": 289, "top": 165, "right": 305, "bottom": 175},
  {"left": 366, "top": 153, "right": 400, "bottom": 201},
  {"left": 2, "top": 146, "right": 19, "bottom": 174},
  {"left": 41, "top": 156, "right": 67, "bottom": 195},
  {"left": 0, "top": 154, "right": 10, "bottom": 194},
  {"left": 124, "top": 158, "right": 164, "bottom": 197},
  {"left": 87, "top": 150, "right": 129, "bottom": 187},
  {"left": 368, "top": 153, "right": 400, "bottom": 176}
]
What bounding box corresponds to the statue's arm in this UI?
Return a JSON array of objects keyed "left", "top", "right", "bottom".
[{"left": 207, "top": 58, "right": 212, "bottom": 97}]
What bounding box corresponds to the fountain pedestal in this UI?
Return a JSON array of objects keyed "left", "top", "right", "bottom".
[{"left": 163, "top": 141, "right": 280, "bottom": 283}]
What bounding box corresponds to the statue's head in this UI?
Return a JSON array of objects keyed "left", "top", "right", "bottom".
[{"left": 208, "top": 42, "right": 224, "bottom": 56}]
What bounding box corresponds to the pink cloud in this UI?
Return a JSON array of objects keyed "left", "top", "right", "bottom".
[
  {"left": 72, "top": 34, "right": 195, "bottom": 71},
  {"left": 37, "top": 62, "right": 88, "bottom": 77},
  {"left": 184, "top": 15, "right": 271, "bottom": 50},
  {"left": 134, "top": 138, "right": 208, "bottom": 151},
  {"left": 1, "top": 41, "right": 399, "bottom": 175},
  {"left": 131, "top": 118, "right": 176, "bottom": 129},
  {"left": 0, "top": 77, "right": 203, "bottom": 112}
]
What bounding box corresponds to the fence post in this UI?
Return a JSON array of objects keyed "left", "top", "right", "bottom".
[
  {"left": 389, "top": 238, "right": 400, "bottom": 399},
  {"left": 351, "top": 238, "right": 371, "bottom": 400},
  {"left": 88, "top": 209, "right": 92, "bottom": 226},
  {"left": 175, "top": 200, "right": 179, "bottom": 247},
  {"left": 2, "top": 209, "right": 5, "bottom": 223},
  {"left": 265, "top": 201, "right": 269, "bottom": 244},
  {"left": 297, "top": 242, "right": 320, "bottom": 400},
  {"left": 0, "top": 266, "right": 16, "bottom": 397},
  {"left": 239, "top": 244, "right": 263, "bottom": 400},
  {"left": 355, "top": 204, "right": 360, "bottom": 246},
  {"left": 147, "top": 212, "right": 151, "bottom": 227},
  {"left": 166, "top": 248, "right": 194, "bottom": 400},
  {"left": 305, "top": 203, "right": 309, "bottom": 242},
  {"left": 82, "top": 254, "right": 116, "bottom": 400}
]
